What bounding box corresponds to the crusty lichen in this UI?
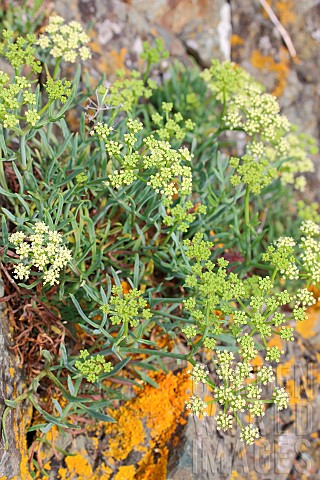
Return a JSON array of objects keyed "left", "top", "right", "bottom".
[
  {"left": 250, "top": 48, "right": 290, "bottom": 96},
  {"left": 103, "top": 369, "right": 191, "bottom": 479},
  {"left": 31, "top": 369, "right": 190, "bottom": 479}
]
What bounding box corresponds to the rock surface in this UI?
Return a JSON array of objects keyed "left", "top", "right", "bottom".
[{"left": 0, "top": 281, "right": 31, "bottom": 480}]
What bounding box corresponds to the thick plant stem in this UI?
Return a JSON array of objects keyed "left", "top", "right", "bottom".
[{"left": 244, "top": 186, "right": 251, "bottom": 266}]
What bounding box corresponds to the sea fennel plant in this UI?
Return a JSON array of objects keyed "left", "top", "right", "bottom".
[{"left": 0, "top": 14, "right": 319, "bottom": 477}]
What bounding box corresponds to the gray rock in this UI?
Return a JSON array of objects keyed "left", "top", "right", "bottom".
[{"left": 0, "top": 280, "right": 30, "bottom": 479}]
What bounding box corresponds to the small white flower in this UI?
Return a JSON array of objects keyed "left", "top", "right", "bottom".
[
  {"left": 257, "top": 365, "right": 275, "bottom": 385},
  {"left": 38, "top": 16, "right": 91, "bottom": 63},
  {"left": 276, "top": 237, "right": 296, "bottom": 248},
  {"left": 185, "top": 395, "right": 208, "bottom": 417},
  {"left": 300, "top": 220, "right": 320, "bottom": 237},
  {"left": 9, "top": 231, "right": 25, "bottom": 246},
  {"left": 188, "top": 363, "right": 208, "bottom": 384},
  {"left": 216, "top": 412, "right": 234, "bottom": 431},
  {"left": 13, "top": 263, "right": 31, "bottom": 281},
  {"left": 9, "top": 222, "right": 72, "bottom": 287},
  {"left": 272, "top": 386, "right": 289, "bottom": 410},
  {"left": 240, "top": 424, "right": 260, "bottom": 445}
]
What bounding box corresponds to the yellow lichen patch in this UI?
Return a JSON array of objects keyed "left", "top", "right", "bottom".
[
  {"left": 267, "top": 335, "right": 284, "bottom": 350},
  {"left": 250, "top": 48, "right": 290, "bottom": 96},
  {"left": 275, "top": 0, "right": 296, "bottom": 26},
  {"left": 276, "top": 356, "right": 295, "bottom": 382},
  {"left": 296, "top": 308, "right": 319, "bottom": 339},
  {"left": 13, "top": 401, "right": 32, "bottom": 480},
  {"left": 286, "top": 378, "right": 303, "bottom": 406},
  {"left": 58, "top": 451, "right": 93, "bottom": 479},
  {"left": 103, "top": 369, "right": 191, "bottom": 479},
  {"left": 105, "top": 409, "right": 146, "bottom": 461},
  {"left": 203, "top": 395, "right": 216, "bottom": 416},
  {"left": 114, "top": 465, "right": 136, "bottom": 480},
  {"left": 137, "top": 447, "right": 168, "bottom": 480},
  {"left": 230, "top": 472, "right": 245, "bottom": 480},
  {"left": 250, "top": 354, "right": 264, "bottom": 368},
  {"left": 231, "top": 34, "right": 245, "bottom": 46},
  {"left": 109, "top": 48, "right": 127, "bottom": 72}
]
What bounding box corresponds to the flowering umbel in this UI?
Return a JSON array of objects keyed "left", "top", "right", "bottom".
[
  {"left": 38, "top": 16, "right": 91, "bottom": 63},
  {"left": 9, "top": 221, "right": 72, "bottom": 286}
]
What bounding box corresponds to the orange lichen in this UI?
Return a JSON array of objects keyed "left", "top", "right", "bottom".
[
  {"left": 263, "top": 0, "right": 296, "bottom": 25},
  {"left": 12, "top": 398, "right": 32, "bottom": 480},
  {"left": 136, "top": 447, "right": 168, "bottom": 480},
  {"left": 276, "top": 357, "right": 295, "bottom": 383},
  {"left": 231, "top": 34, "right": 245, "bottom": 46},
  {"left": 106, "top": 410, "right": 146, "bottom": 461},
  {"left": 102, "top": 369, "right": 191, "bottom": 479},
  {"left": 250, "top": 355, "right": 264, "bottom": 368},
  {"left": 267, "top": 335, "right": 284, "bottom": 349},
  {"left": 250, "top": 48, "right": 290, "bottom": 96},
  {"left": 38, "top": 370, "right": 190, "bottom": 479},
  {"left": 203, "top": 395, "right": 216, "bottom": 416},
  {"left": 58, "top": 451, "right": 93, "bottom": 479},
  {"left": 296, "top": 302, "right": 320, "bottom": 339},
  {"left": 286, "top": 378, "right": 302, "bottom": 406},
  {"left": 114, "top": 465, "right": 136, "bottom": 480},
  {"left": 275, "top": 0, "right": 296, "bottom": 26}
]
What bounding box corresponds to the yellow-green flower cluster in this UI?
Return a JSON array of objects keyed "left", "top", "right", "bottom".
[
  {"left": 280, "top": 131, "right": 317, "bottom": 192},
  {"left": 272, "top": 386, "right": 289, "bottom": 410},
  {"left": 9, "top": 221, "right": 72, "bottom": 286},
  {"left": 91, "top": 118, "right": 193, "bottom": 203},
  {"left": 200, "top": 60, "right": 253, "bottom": 102},
  {"left": 297, "top": 200, "right": 320, "bottom": 224},
  {"left": 182, "top": 234, "right": 298, "bottom": 359},
  {"left": 299, "top": 220, "right": 320, "bottom": 284},
  {"left": 38, "top": 16, "right": 91, "bottom": 63},
  {"left": 75, "top": 349, "right": 113, "bottom": 383},
  {"left": 152, "top": 101, "right": 195, "bottom": 141},
  {"left": 180, "top": 232, "right": 314, "bottom": 442},
  {"left": 188, "top": 363, "right": 209, "bottom": 384},
  {"left": 210, "top": 350, "right": 289, "bottom": 444},
  {"left": 181, "top": 324, "right": 198, "bottom": 341},
  {"left": 262, "top": 220, "right": 320, "bottom": 287},
  {"left": 202, "top": 61, "right": 290, "bottom": 146},
  {"left": 1, "top": 31, "right": 42, "bottom": 73},
  {"left": 140, "top": 38, "right": 169, "bottom": 67},
  {"left": 207, "top": 350, "right": 278, "bottom": 444},
  {"left": 224, "top": 83, "right": 291, "bottom": 144},
  {"left": 163, "top": 200, "right": 206, "bottom": 233},
  {"left": 202, "top": 61, "right": 316, "bottom": 195},
  {"left": 240, "top": 424, "right": 260, "bottom": 445},
  {"left": 262, "top": 239, "right": 299, "bottom": 280},
  {"left": 100, "top": 286, "right": 152, "bottom": 328},
  {"left": 230, "top": 142, "right": 278, "bottom": 194},
  {"left": 99, "top": 70, "right": 157, "bottom": 112},
  {"left": 0, "top": 72, "right": 40, "bottom": 129},
  {"left": 44, "top": 78, "right": 71, "bottom": 104}
]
